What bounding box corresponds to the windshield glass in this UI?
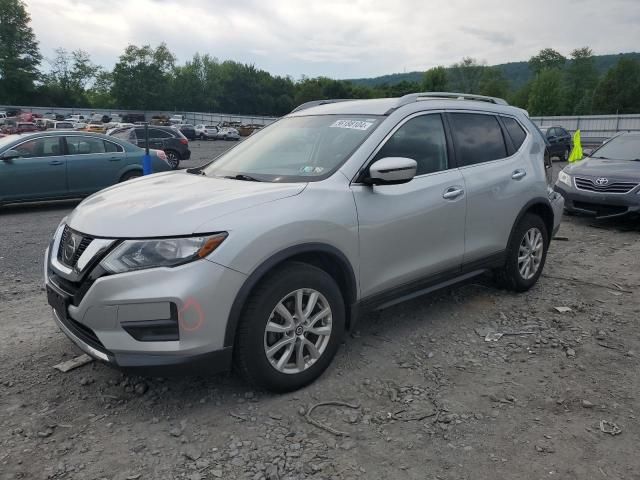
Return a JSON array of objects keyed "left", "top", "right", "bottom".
[
  {"left": 203, "top": 115, "right": 381, "bottom": 182},
  {"left": 592, "top": 134, "right": 640, "bottom": 160}
]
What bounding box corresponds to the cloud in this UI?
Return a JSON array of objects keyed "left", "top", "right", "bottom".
[{"left": 24, "top": 0, "right": 640, "bottom": 79}]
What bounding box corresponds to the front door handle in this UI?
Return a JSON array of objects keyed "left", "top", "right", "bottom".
[
  {"left": 49, "top": 160, "right": 63, "bottom": 166},
  {"left": 443, "top": 187, "right": 464, "bottom": 200},
  {"left": 512, "top": 169, "right": 527, "bottom": 180}
]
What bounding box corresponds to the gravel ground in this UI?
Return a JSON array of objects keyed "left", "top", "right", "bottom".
[{"left": 1, "top": 146, "right": 639, "bottom": 480}]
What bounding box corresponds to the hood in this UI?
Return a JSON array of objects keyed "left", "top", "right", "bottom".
[
  {"left": 567, "top": 157, "right": 640, "bottom": 180},
  {"left": 67, "top": 171, "right": 306, "bottom": 238}
]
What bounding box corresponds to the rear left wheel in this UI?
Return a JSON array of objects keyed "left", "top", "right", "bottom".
[
  {"left": 120, "top": 170, "right": 141, "bottom": 182},
  {"left": 234, "top": 262, "right": 345, "bottom": 392},
  {"left": 165, "top": 150, "right": 180, "bottom": 169},
  {"left": 495, "top": 213, "right": 548, "bottom": 292}
]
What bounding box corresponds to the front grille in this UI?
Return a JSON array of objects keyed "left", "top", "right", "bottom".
[
  {"left": 574, "top": 177, "right": 638, "bottom": 194},
  {"left": 573, "top": 201, "right": 628, "bottom": 217},
  {"left": 57, "top": 225, "right": 94, "bottom": 268}
]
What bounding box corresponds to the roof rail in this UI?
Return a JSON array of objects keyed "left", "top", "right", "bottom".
[
  {"left": 394, "top": 92, "right": 509, "bottom": 110},
  {"left": 290, "top": 99, "right": 351, "bottom": 113}
]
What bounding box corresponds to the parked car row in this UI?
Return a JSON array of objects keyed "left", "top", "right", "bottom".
[
  {"left": 107, "top": 125, "right": 191, "bottom": 169},
  {"left": 193, "top": 124, "right": 240, "bottom": 141}
]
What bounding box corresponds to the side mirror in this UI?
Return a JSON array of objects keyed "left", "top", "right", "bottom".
[
  {"left": 1, "top": 149, "right": 20, "bottom": 161},
  {"left": 364, "top": 157, "right": 417, "bottom": 186}
]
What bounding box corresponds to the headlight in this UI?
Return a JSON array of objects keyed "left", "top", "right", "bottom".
[
  {"left": 558, "top": 170, "right": 572, "bottom": 187},
  {"left": 100, "top": 233, "right": 227, "bottom": 274}
]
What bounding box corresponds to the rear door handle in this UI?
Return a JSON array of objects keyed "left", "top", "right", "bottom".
[
  {"left": 512, "top": 169, "right": 527, "bottom": 180},
  {"left": 49, "top": 160, "right": 63, "bottom": 166},
  {"left": 443, "top": 187, "right": 464, "bottom": 200},
  {"left": 108, "top": 156, "right": 120, "bottom": 161}
]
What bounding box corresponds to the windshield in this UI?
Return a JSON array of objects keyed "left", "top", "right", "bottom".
[
  {"left": 591, "top": 134, "right": 640, "bottom": 160},
  {"left": 203, "top": 115, "right": 381, "bottom": 182}
]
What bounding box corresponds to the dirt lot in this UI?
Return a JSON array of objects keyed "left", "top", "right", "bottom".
[{"left": 1, "top": 146, "right": 639, "bottom": 480}]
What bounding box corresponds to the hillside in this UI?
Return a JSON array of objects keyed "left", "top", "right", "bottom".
[{"left": 348, "top": 52, "right": 640, "bottom": 90}]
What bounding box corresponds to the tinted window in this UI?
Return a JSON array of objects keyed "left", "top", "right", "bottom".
[
  {"left": 12, "top": 137, "right": 61, "bottom": 158},
  {"left": 502, "top": 117, "right": 527, "bottom": 150},
  {"left": 66, "top": 136, "right": 106, "bottom": 155},
  {"left": 373, "top": 114, "right": 448, "bottom": 175},
  {"left": 558, "top": 128, "right": 569, "bottom": 137},
  {"left": 591, "top": 134, "right": 640, "bottom": 161},
  {"left": 104, "top": 140, "right": 123, "bottom": 152},
  {"left": 149, "top": 129, "right": 172, "bottom": 139},
  {"left": 449, "top": 113, "right": 507, "bottom": 166}
]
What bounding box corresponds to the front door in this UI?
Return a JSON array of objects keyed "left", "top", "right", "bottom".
[
  {"left": 351, "top": 113, "right": 466, "bottom": 299},
  {"left": 0, "top": 136, "right": 67, "bottom": 202}
]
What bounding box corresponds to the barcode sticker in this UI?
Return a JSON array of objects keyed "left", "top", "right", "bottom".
[{"left": 330, "top": 119, "right": 374, "bottom": 130}]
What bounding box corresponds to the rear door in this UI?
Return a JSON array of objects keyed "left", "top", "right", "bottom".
[
  {"left": 447, "top": 112, "right": 533, "bottom": 265},
  {"left": 0, "top": 136, "right": 67, "bottom": 202},
  {"left": 352, "top": 113, "right": 466, "bottom": 298},
  {"left": 64, "top": 135, "right": 127, "bottom": 195}
]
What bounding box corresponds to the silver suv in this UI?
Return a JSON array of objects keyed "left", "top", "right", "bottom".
[{"left": 45, "top": 93, "right": 564, "bottom": 391}]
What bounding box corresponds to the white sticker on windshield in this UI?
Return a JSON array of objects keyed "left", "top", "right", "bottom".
[{"left": 330, "top": 119, "right": 374, "bottom": 131}]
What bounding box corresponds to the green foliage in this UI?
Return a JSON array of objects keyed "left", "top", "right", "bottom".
[
  {"left": 527, "top": 69, "right": 564, "bottom": 116},
  {"left": 38, "top": 48, "right": 101, "bottom": 106},
  {"left": 563, "top": 47, "right": 598, "bottom": 114},
  {"left": 592, "top": 58, "right": 640, "bottom": 114},
  {"left": 448, "top": 57, "right": 485, "bottom": 93},
  {"left": 422, "top": 66, "right": 448, "bottom": 91},
  {"left": 111, "top": 43, "right": 176, "bottom": 110},
  {"left": 478, "top": 67, "right": 509, "bottom": 98},
  {"left": 0, "top": 0, "right": 41, "bottom": 104},
  {"left": 527, "top": 48, "right": 566, "bottom": 74}
]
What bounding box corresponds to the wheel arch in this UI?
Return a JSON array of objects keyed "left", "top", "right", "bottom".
[
  {"left": 223, "top": 243, "right": 358, "bottom": 348},
  {"left": 508, "top": 197, "right": 555, "bottom": 247}
]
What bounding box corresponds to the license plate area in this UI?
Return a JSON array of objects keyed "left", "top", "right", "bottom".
[{"left": 47, "top": 285, "right": 69, "bottom": 318}]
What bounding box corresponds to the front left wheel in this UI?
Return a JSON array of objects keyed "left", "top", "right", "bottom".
[{"left": 234, "top": 262, "right": 345, "bottom": 392}]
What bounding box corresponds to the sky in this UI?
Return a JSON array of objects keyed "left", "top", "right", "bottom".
[{"left": 25, "top": 0, "right": 640, "bottom": 80}]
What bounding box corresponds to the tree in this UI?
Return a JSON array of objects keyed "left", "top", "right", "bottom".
[
  {"left": 448, "top": 57, "right": 485, "bottom": 93},
  {"left": 111, "top": 43, "right": 176, "bottom": 110},
  {"left": 528, "top": 48, "right": 566, "bottom": 74},
  {"left": 563, "top": 47, "right": 598, "bottom": 114},
  {"left": 478, "top": 67, "right": 509, "bottom": 98},
  {"left": 527, "top": 69, "right": 564, "bottom": 116},
  {"left": 0, "top": 0, "right": 41, "bottom": 104},
  {"left": 592, "top": 58, "right": 640, "bottom": 114},
  {"left": 422, "top": 66, "right": 448, "bottom": 91},
  {"left": 40, "top": 48, "right": 101, "bottom": 106}
]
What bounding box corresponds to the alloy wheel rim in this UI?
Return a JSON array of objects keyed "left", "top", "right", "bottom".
[
  {"left": 263, "top": 288, "right": 332, "bottom": 375},
  {"left": 518, "top": 227, "right": 544, "bottom": 280}
]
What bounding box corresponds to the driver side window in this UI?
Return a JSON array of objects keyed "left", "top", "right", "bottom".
[
  {"left": 13, "top": 137, "right": 61, "bottom": 158},
  {"left": 373, "top": 114, "right": 448, "bottom": 176}
]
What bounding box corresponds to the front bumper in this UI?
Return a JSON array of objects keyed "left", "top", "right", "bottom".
[
  {"left": 554, "top": 182, "right": 640, "bottom": 219},
  {"left": 45, "top": 243, "right": 246, "bottom": 375}
]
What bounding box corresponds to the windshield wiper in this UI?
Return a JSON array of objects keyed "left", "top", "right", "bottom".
[
  {"left": 224, "top": 174, "right": 263, "bottom": 182},
  {"left": 591, "top": 156, "right": 609, "bottom": 159},
  {"left": 186, "top": 167, "right": 206, "bottom": 175}
]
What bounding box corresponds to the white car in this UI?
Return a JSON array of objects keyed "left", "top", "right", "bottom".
[
  {"left": 0, "top": 112, "right": 7, "bottom": 125},
  {"left": 215, "top": 127, "right": 240, "bottom": 141},
  {"left": 194, "top": 124, "right": 219, "bottom": 140},
  {"left": 170, "top": 114, "right": 187, "bottom": 125},
  {"left": 105, "top": 122, "right": 135, "bottom": 135}
]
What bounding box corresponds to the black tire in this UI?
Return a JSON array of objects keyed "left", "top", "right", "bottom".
[
  {"left": 234, "top": 262, "right": 345, "bottom": 392},
  {"left": 120, "top": 170, "right": 142, "bottom": 182},
  {"left": 164, "top": 150, "right": 180, "bottom": 169},
  {"left": 495, "top": 213, "right": 549, "bottom": 292},
  {"left": 199, "top": 133, "right": 206, "bottom": 140}
]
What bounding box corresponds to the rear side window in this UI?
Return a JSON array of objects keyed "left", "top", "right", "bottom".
[
  {"left": 104, "top": 140, "right": 123, "bottom": 152},
  {"left": 150, "top": 129, "right": 172, "bottom": 139},
  {"left": 449, "top": 113, "right": 507, "bottom": 166},
  {"left": 66, "top": 136, "right": 106, "bottom": 155},
  {"left": 502, "top": 117, "right": 527, "bottom": 150},
  {"left": 373, "top": 114, "right": 448, "bottom": 176}
]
